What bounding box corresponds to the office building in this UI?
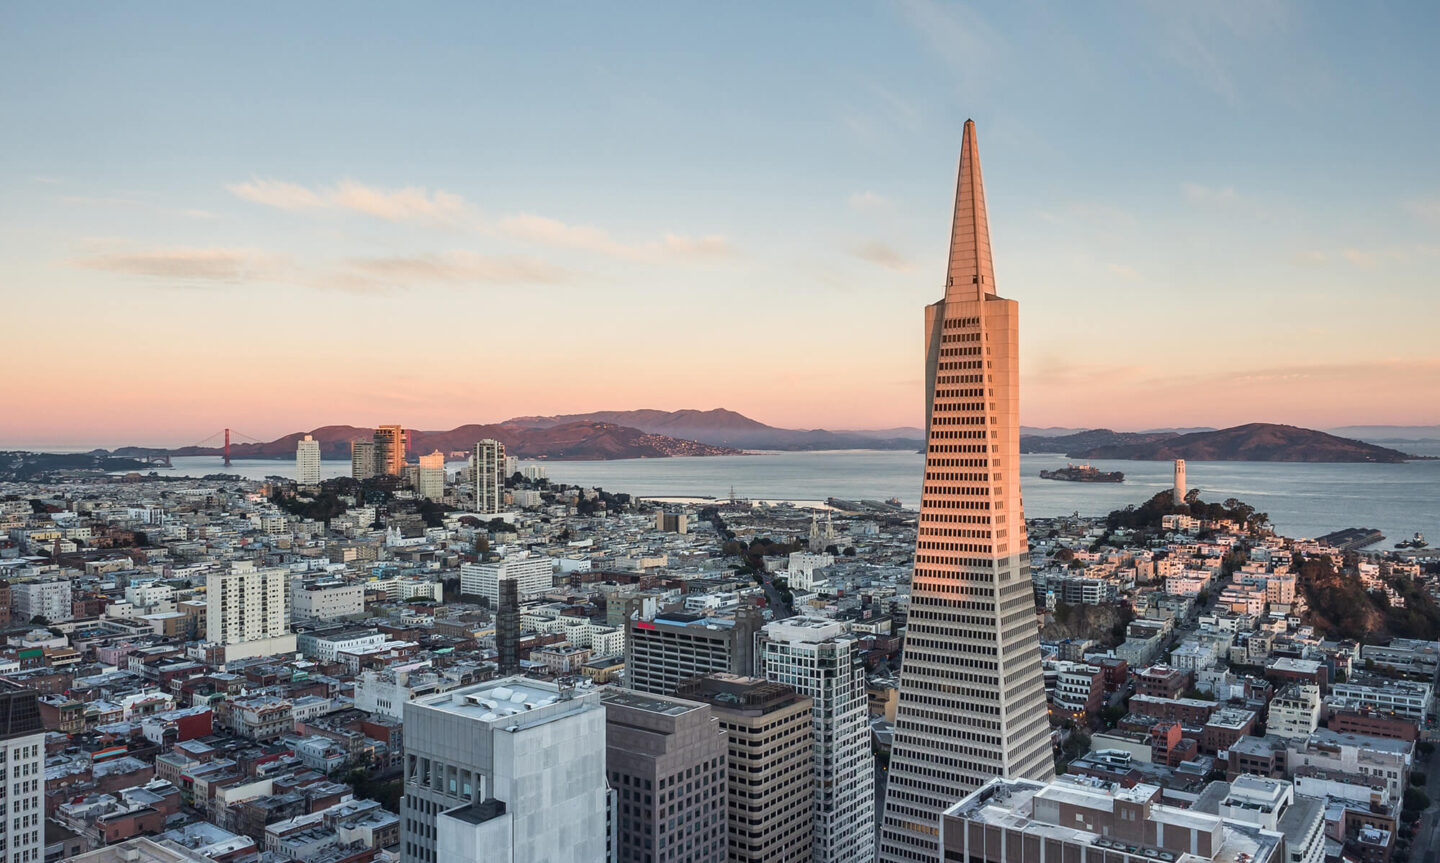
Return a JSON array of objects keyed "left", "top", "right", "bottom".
[
  {"left": 940, "top": 777, "right": 1286, "bottom": 863},
  {"left": 496, "top": 576, "right": 520, "bottom": 675},
  {"left": 881, "top": 120, "right": 1054, "bottom": 863},
  {"left": 352, "top": 439, "right": 377, "bottom": 481},
  {"left": 295, "top": 434, "right": 322, "bottom": 484},
  {"left": 417, "top": 450, "right": 446, "bottom": 501},
  {"left": 206, "top": 562, "right": 297, "bottom": 663},
  {"left": 460, "top": 555, "right": 554, "bottom": 606},
  {"left": 474, "top": 438, "right": 506, "bottom": 514},
  {"left": 0, "top": 682, "right": 45, "bottom": 863},
  {"left": 625, "top": 605, "right": 763, "bottom": 696},
  {"left": 374, "top": 424, "right": 406, "bottom": 476},
  {"left": 678, "top": 674, "right": 815, "bottom": 863},
  {"left": 602, "top": 689, "right": 729, "bottom": 863},
  {"left": 290, "top": 577, "right": 365, "bottom": 622},
  {"left": 403, "top": 677, "right": 608, "bottom": 863},
  {"left": 758, "top": 617, "right": 875, "bottom": 863}
]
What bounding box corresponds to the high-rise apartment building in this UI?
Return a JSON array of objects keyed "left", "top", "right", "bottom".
[
  {"left": 474, "top": 438, "right": 506, "bottom": 514},
  {"left": 677, "top": 674, "right": 816, "bottom": 863},
  {"left": 460, "top": 555, "right": 554, "bottom": 606},
  {"left": 351, "top": 440, "right": 377, "bottom": 480},
  {"left": 402, "top": 677, "right": 608, "bottom": 863},
  {"left": 879, "top": 120, "right": 1054, "bottom": 863},
  {"left": 602, "top": 688, "right": 729, "bottom": 863},
  {"left": 205, "top": 562, "right": 297, "bottom": 663},
  {"left": 12, "top": 579, "right": 72, "bottom": 624},
  {"left": 417, "top": 449, "right": 446, "bottom": 501},
  {"left": 295, "top": 434, "right": 322, "bottom": 484},
  {"left": 625, "top": 605, "right": 763, "bottom": 696},
  {"left": 0, "top": 682, "right": 45, "bottom": 863},
  {"left": 374, "top": 425, "right": 407, "bottom": 476},
  {"left": 758, "top": 617, "right": 875, "bottom": 863}
]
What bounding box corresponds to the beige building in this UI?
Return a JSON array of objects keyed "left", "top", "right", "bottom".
[
  {"left": 417, "top": 449, "right": 446, "bottom": 501},
  {"left": 1269, "top": 684, "right": 1322, "bottom": 740},
  {"left": 880, "top": 120, "right": 1054, "bottom": 863},
  {"left": 351, "top": 439, "right": 377, "bottom": 480},
  {"left": 679, "top": 674, "right": 815, "bottom": 863}
]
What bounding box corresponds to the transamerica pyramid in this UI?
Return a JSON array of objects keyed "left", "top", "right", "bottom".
[{"left": 878, "top": 120, "right": 1054, "bottom": 863}]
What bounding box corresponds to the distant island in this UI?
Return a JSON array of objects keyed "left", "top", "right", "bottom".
[{"left": 1021, "top": 422, "right": 1417, "bottom": 463}]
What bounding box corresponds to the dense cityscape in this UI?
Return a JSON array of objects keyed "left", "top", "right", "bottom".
[{"left": 3, "top": 115, "right": 1438, "bottom": 863}]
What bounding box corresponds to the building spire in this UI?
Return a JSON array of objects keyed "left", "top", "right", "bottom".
[{"left": 944, "top": 119, "right": 995, "bottom": 301}]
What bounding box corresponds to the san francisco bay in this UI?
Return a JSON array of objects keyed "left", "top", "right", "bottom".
[{"left": 159, "top": 450, "right": 1440, "bottom": 549}]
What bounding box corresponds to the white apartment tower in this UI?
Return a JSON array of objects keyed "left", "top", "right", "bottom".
[
  {"left": 12, "top": 580, "right": 72, "bottom": 624},
  {"left": 474, "top": 438, "right": 506, "bottom": 514},
  {"left": 296, "top": 434, "right": 322, "bottom": 484},
  {"left": 402, "top": 677, "right": 608, "bottom": 863},
  {"left": 460, "top": 555, "right": 554, "bottom": 606},
  {"left": 879, "top": 120, "right": 1054, "bottom": 863},
  {"left": 758, "top": 617, "right": 876, "bottom": 863},
  {"left": 0, "top": 684, "right": 45, "bottom": 863},
  {"left": 206, "top": 563, "right": 298, "bottom": 663}
]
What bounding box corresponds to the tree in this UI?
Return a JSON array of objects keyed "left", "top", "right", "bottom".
[
  {"left": 28, "top": 615, "right": 48, "bottom": 626},
  {"left": 1053, "top": 602, "right": 1074, "bottom": 626},
  {"left": 843, "top": 547, "right": 857, "bottom": 557},
  {"left": 1403, "top": 787, "right": 1430, "bottom": 813}
]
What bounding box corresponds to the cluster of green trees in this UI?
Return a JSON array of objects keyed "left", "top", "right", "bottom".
[
  {"left": 1295, "top": 553, "right": 1440, "bottom": 641},
  {"left": 1102, "top": 490, "right": 1270, "bottom": 538}
]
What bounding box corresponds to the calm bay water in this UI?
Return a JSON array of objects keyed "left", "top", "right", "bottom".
[{"left": 159, "top": 449, "right": 1440, "bottom": 548}]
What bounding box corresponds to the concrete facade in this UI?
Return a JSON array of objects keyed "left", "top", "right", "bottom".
[{"left": 403, "top": 677, "right": 607, "bottom": 863}]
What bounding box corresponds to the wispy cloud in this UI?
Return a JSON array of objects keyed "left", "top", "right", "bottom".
[
  {"left": 69, "top": 247, "right": 287, "bottom": 283},
  {"left": 1107, "top": 263, "right": 1141, "bottom": 280},
  {"left": 850, "top": 240, "right": 913, "bottom": 272},
  {"left": 337, "top": 251, "right": 570, "bottom": 290},
  {"left": 226, "top": 177, "right": 732, "bottom": 262},
  {"left": 1181, "top": 182, "right": 1239, "bottom": 205},
  {"left": 1404, "top": 198, "right": 1440, "bottom": 222},
  {"left": 848, "top": 191, "right": 893, "bottom": 212},
  {"left": 227, "top": 178, "right": 470, "bottom": 224}
]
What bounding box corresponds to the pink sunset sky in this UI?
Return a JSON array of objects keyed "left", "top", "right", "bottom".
[{"left": 3, "top": 4, "right": 1438, "bottom": 447}]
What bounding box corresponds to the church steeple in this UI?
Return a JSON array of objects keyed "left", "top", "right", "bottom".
[{"left": 944, "top": 119, "right": 996, "bottom": 301}]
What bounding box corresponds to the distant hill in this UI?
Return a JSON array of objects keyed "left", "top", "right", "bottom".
[
  {"left": 1067, "top": 423, "right": 1415, "bottom": 463},
  {"left": 1020, "top": 429, "right": 1179, "bottom": 454},
  {"left": 159, "top": 422, "right": 739, "bottom": 461},
  {"left": 1328, "top": 424, "right": 1440, "bottom": 442},
  {"left": 504, "top": 408, "right": 923, "bottom": 451}
]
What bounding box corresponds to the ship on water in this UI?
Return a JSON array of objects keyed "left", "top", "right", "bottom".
[{"left": 1038, "top": 462, "right": 1124, "bottom": 483}]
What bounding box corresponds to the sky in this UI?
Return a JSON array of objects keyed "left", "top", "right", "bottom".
[{"left": 3, "top": 2, "right": 1438, "bottom": 447}]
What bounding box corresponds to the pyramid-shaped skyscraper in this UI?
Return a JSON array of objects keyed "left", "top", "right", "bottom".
[{"left": 878, "top": 120, "right": 1054, "bottom": 863}]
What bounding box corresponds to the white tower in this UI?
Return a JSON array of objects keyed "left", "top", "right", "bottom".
[
  {"left": 1174, "top": 458, "right": 1187, "bottom": 505},
  {"left": 295, "top": 434, "right": 321, "bottom": 484}
]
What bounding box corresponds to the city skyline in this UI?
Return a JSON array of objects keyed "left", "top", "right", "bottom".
[{"left": 5, "top": 3, "right": 1440, "bottom": 446}]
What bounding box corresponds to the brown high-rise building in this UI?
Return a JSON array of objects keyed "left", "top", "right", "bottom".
[
  {"left": 678, "top": 674, "right": 815, "bottom": 863},
  {"left": 602, "top": 688, "right": 729, "bottom": 863},
  {"left": 373, "top": 425, "right": 406, "bottom": 476},
  {"left": 879, "top": 120, "right": 1054, "bottom": 863}
]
